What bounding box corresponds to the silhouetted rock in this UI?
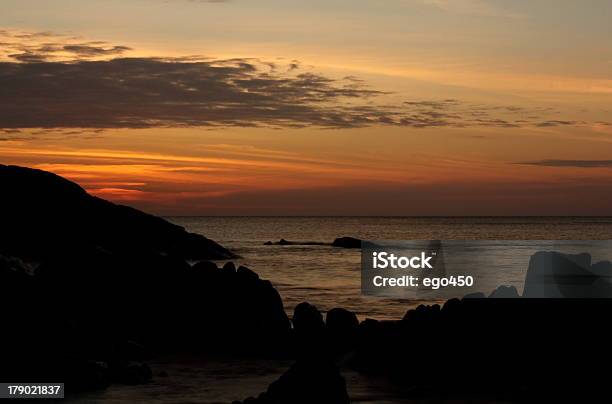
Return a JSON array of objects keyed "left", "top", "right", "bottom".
[
  {"left": 293, "top": 302, "right": 325, "bottom": 334},
  {"left": 592, "top": 260, "right": 612, "bottom": 276},
  {"left": 263, "top": 238, "right": 362, "bottom": 248},
  {"left": 237, "top": 265, "right": 260, "bottom": 282},
  {"left": 263, "top": 239, "right": 327, "bottom": 246},
  {"left": 223, "top": 261, "right": 237, "bottom": 273},
  {"left": 0, "top": 164, "right": 236, "bottom": 261},
  {"left": 236, "top": 359, "right": 350, "bottom": 404},
  {"left": 351, "top": 297, "right": 612, "bottom": 400},
  {"left": 326, "top": 308, "right": 359, "bottom": 335},
  {"left": 488, "top": 285, "right": 519, "bottom": 298},
  {"left": 331, "top": 237, "right": 361, "bottom": 249},
  {"left": 0, "top": 165, "right": 293, "bottom": 395},
  {"left": 463, "top": 292, "right": 486, "bottom": 299},
  {"left": 402, "top": 303, "right": 440, "bottom": 322},
  {"left": 326, "top": 308, "right": 359, "bottom": 354},
  {"left": 192, "top": 260, "right": 218, "bottom": 274},
  {"left": 292, "top": 302, "right": 325, "bottom": 356},
  {"left": 523, "top": 251, "right": 612, "bottom": 298}
]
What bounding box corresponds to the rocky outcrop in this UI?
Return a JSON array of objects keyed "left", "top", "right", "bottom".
[
  {"left": 351, "top": 297, "right": 612, "bottom": 400},
  {"left": 0, "top": 164, "right": 235, "bottom": 261},
  {"left": 263, "top": 237, "right": 362, "bottom": 249},
  {"left": 523, "top": 251, "right": 612, "bottom": 298},
  {"left": 331, "top": 237, "right": 361, "bottom": 249},
  {"left": 1, "top": 248, "right": 292, "bottom": 390},
  {"left": 0, "top": 165, "right": 291, "bottom": 395},
  {"left": 264, "top": 239, "right": 326, "bottom": 246}
]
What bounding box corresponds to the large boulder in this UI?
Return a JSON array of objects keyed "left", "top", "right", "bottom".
[
  {"left": 292, "top": 302, "right": 325, "bottom": 335},
  {"left": 523, "top": 251, "right": 612, "bottom": 298},
  {"left": 292, "top": 302, "right": 326, "bottom": 356},
  {"left": 488, "top": 285, "right": 519, "bottom": 298},
  {"left": 326, "top": 308, "right": 359, "bottom": 355}
]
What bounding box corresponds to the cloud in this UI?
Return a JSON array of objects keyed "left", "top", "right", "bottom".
[
  {"left": 164, "top": 0, "right": 231, "bottom": 3},
  {"left": 0, "top": 28, "right": 590, "bottom": 131},
  {"left": 1, "top": 29, "right": 133, "bottom": 63},
  {"left": 8, "top": 44, "right": 132, "bottom": 63},
  {"left": 62, "top": 45, "right": 132, "bottom": 57},
  {"left": 535, "top": 120, "right": 582, "bottom": 127},
  {"left": 416, "top": 0, "right": 524, "bottom": 18},
  {"left": 517, "top": 160, "right": 612, "bottom": 168},
  {"left": 0, "top": 57, "right": 392, "bottom": 129}
]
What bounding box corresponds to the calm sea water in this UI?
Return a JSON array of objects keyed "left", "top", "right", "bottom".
[{"left": 168, "top": 217, "right": 612, "bottom": 320}]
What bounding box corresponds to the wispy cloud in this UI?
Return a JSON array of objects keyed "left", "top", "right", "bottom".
[
  {"left": 0, "top": 30, "right": 132, "bottom": 62},
  {"left": 416, "top": 0, "right": 525, "bottom": 18},
  {"left": 516, "top": 160, "right": 612, "bottom": 168}
]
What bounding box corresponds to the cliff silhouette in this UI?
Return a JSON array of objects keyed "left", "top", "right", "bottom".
[
  {"left": 0, "top": 164, "right": 234, "bottom": 261},
  {"left": 0, "top": 165, "right": 291, "bottom": 391}
]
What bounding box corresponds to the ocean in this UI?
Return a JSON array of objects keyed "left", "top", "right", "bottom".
[{"left": 168, "top": 216, "right": 612, "bottom": 320}]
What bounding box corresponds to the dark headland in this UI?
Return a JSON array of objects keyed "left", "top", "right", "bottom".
[{"left": 1, "top": 164, "right": 611, "bottom": 403}]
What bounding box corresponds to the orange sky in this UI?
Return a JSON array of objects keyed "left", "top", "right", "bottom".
[{"left": 1, "top": 1, "right": 612, "bottom": 215}]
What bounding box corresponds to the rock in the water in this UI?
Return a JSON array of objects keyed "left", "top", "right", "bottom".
[
  {"left": 326, "top": 308, "right": 359, "bottom": 354},
  {"left": 237, "top": 359, "right": 350, "bottom": 404},
  {"left": 326, "top": 308, "right": 359, "bottom": 334},
  {"left": 237, "top": 265, "right": 260, "bottom": 282},
  {"left": 293, "top": 302, "right": 325, "bottom": 334},
  {"left": 264, "top": 239, "right": 325, "bottom": 246},
  {"left": 463, "top": 292, "right": 486, "bottom": 299},
  {"left": 223, "top": 261, "right": 237, "bottom": 273},
  {"left": 488, "top": 285, "right": 519, "bottom": 298},
  {"left": 292, "top": 302, "right": 326, "bottom": 356},
  {"left": 331, "top": 237, "right": 361, "bottom": 249},
  {"left": 193, "top": 260, "right": 218, "bottom": 274},
  {"left": 523, "top": 251, "right": 612, "bottom": 298}
]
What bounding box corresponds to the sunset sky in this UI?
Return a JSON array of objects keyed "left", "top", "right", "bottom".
[{"left": 1, "top": 0, "right": 612, "bottom": 215}]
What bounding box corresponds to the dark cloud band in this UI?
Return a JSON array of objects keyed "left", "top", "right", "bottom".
[{"left": 0, "top": 29, "right": 595, "bottom": 131}]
